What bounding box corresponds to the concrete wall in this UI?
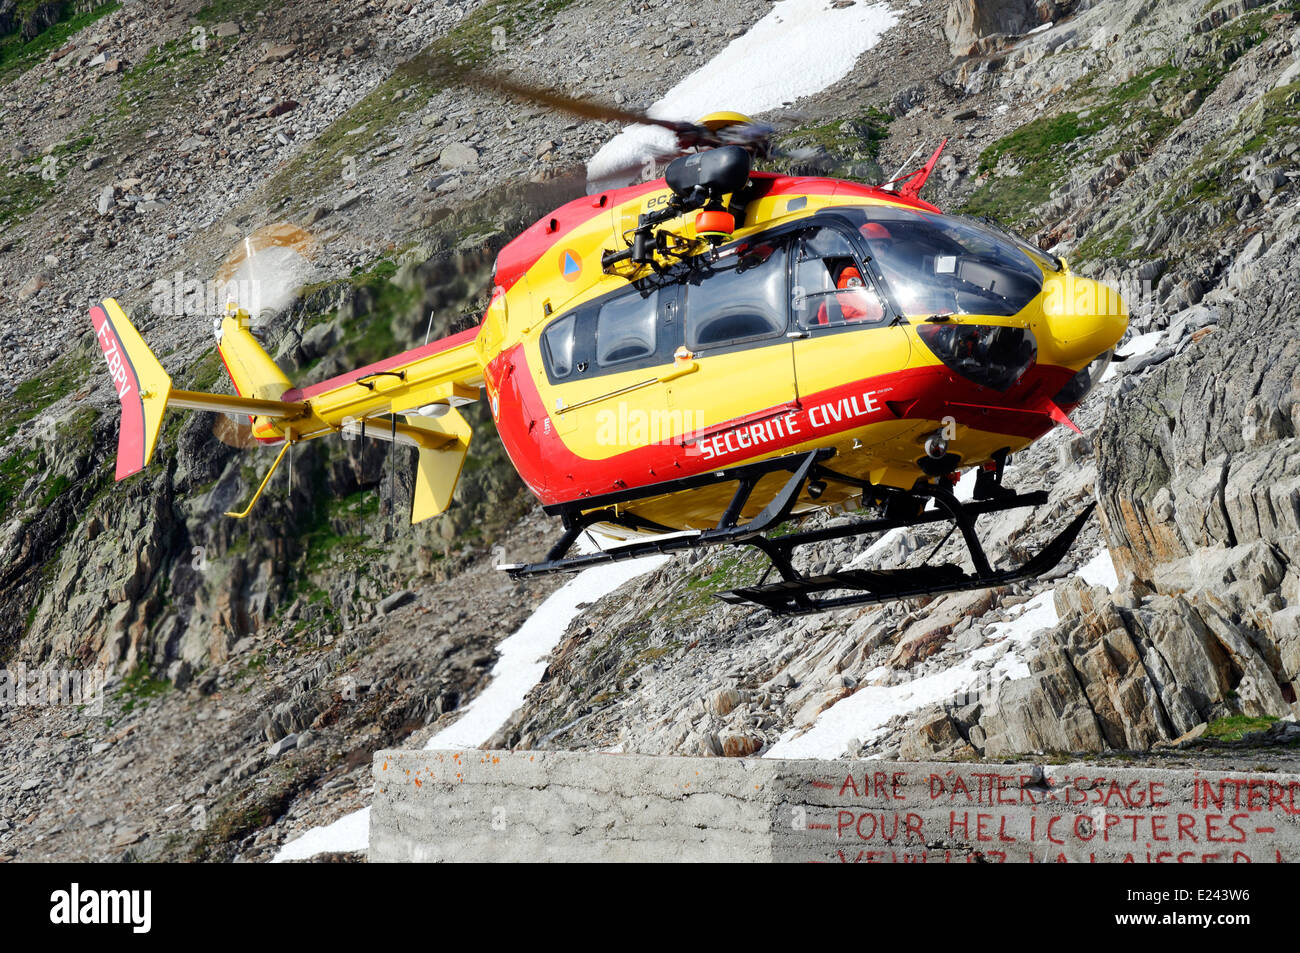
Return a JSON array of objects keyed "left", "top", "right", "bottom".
[{"left": 370, "top": 749, "right": 1300, "bottom": 862}]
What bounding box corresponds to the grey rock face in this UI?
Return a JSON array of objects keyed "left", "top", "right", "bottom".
[
  {"left": 1095, "top": 267, "right": 1300, "bottom": 584},
  {"left": 3, "top": 0, "right": 1300, "bottom": 864},
  {"left": 944, "top": 0, "right": 1053, "bottom": 55},
  {"left": 905, "top": 572, "right": 1296, "bottom": 760}
]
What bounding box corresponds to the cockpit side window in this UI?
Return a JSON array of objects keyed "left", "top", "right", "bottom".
[
  {"left": 793, "top": 226, "right": 886, "bottom": 330},
  {"left": 684, "top": 239, "right": 788, "bottom": 350}
]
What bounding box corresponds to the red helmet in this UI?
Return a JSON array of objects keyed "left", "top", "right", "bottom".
[
  {"left": 859, "top": 222, "right": 893, "bottom": 241},
  {"left": 837, "top": 266, "right": 863, "bottom": 289}
]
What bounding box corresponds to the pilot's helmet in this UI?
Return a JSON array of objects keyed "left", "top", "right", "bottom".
[
  {"left": 859, "top": 222, "right": 894, "bottom": 242},
  {"left": 837, "top": 265, "right": 864, "bottom": 289}
]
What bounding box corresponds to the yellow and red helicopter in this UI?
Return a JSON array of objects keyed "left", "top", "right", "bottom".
[{"left": 89, "top": 79, "right": 1127, "bottom": 615}]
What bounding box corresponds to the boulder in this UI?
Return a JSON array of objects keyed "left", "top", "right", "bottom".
[
  {"left": 718, "top": 732, "right": 763, "bottom": 757},
  {"left": 378, "top": 589, "right": 416, "bottom": 615},
  {"left": 97, "top": 185, "right": 116, "bottom": 216},
  {"left": 299, "top": 319, "right": 340, "bottom": 361},
  {"left": 978, "top": 638, "right": 1107, "bottom": 756},
  {"left": 438, "top": 143, "right": 479, "bottom": 170},
  {"left": 706, "top": 687, "right": 741, "bottom": 717},
  {"left": 17, "top": 272, "right": 48, "bottom": 300},
  {"left": 898, "top": 708, "right": 978, "bottom": 760}
]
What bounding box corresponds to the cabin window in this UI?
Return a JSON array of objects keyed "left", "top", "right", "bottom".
[
  {"left": 596, "top": 288, "right": 658, "bottom": 367},
  {"left": 684, "top": 241, "right": 787, "bottom": 350},
  {"left": 793, "top": 227, "right": 886, "bottom": 329},
  {"left": 542, "top": 313, "right": 576, "bottom": 378}
]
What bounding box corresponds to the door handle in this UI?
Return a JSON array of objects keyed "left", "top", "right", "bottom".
[{"left": 658, "top": 360, "right": 698, "bottom": 382}]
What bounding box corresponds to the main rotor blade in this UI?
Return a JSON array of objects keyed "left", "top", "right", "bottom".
[{"left": 399, "top": 51, "right": 715, "bottom": 145}]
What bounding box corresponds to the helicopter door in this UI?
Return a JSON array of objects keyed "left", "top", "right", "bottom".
[
  {"left": 789, "top": 225, "right": 911, "bottom": 433},
  {"left": 665, "top": 238, "right": 798, "bottom": 458}
]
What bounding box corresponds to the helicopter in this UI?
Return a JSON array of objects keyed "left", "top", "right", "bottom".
[{"left": 89, "top": 71, "right": 1127, "bottom": 616}]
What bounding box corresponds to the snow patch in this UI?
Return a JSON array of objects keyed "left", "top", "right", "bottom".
[
  {"left": 847, "top": 527, "right": 905, "bottom": 568},
  {"left": 272, "top": 807, "right": 370, "bottom": 862},
  {"left": 954, "top": 467, "right": 978, "bottom": 502},
  {"left": 1077, "top": 546, "right": 1119, "bottom": 591},
  {"left": 764, "top": 589, "right": 1059, "bottom": 760},
  {"left": 423, "top": 554, "right": 669, "bottom": 751},
  {"left": 1103, "top": 330, "right": 1163, "bottom": 381},
  {"left": 587, "top": 0, "right": 898, "bottom": 186},
  {"left": 764, "top": 538, "right": 1122, "bottom": 759}
]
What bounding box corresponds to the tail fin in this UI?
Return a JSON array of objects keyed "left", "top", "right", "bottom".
[
  {"left": 91, "top": 299, "right": 173, "bottom": 481},
  {"left": 216, "top": 309, "right": 293, "bottom": 403},
  {"left": 90, "top": 299, "right": 307, "bottom": 481}
]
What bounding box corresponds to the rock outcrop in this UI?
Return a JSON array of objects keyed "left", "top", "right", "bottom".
[{"left": 944, "top": 0, "right": 1060, "bottom": 56}]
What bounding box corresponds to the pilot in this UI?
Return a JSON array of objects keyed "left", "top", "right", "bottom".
[
  {"left": 815, "top": 259, "right": 883, "bottom": 325},
  {"left": 832, "top": 264, "right": 882, "bottom": 322}
]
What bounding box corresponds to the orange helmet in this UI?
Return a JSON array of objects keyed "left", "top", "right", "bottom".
[{"left": 859, "top": 222, "right": 893, "bottom": 241}]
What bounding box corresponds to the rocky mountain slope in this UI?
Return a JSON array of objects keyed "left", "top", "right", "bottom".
[{"left": 1, "top": 0, "right": 1298, "bottom": 861}]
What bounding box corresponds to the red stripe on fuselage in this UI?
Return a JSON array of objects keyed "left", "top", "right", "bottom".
[{"left": 489, "top": 344, "right": 1073, "bottom": 507}]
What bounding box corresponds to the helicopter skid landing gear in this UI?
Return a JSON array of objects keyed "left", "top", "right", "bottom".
[
  {"left": 503, "top": 448, "right": 1093, "bottom": 616},
  {"left": 717, "top": 498, "right": 1093, "bottom": 616}
]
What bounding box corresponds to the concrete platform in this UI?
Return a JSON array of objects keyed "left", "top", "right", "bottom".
[{"left": 370, "top": 749, "right": 1300, "bottom": 862}]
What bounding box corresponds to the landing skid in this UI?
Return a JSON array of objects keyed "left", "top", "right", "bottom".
[{"left": 502, "top": 449, "right": 1094, "bottom": 616}]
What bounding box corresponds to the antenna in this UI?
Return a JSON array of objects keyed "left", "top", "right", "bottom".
[
  {"left": 880, "top": 140, "right": 949, "bottom": 200},
  {"left": 882, "top": 143, "right": 923, "bottom": 191}
]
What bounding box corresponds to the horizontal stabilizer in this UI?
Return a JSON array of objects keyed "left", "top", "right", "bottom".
[{"left": 168, "top": 389, "right": 307, "bottom": 418}]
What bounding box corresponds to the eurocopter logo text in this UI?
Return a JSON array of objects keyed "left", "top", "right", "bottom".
[{"left": 50, "top": 884, "right": 152, "bottom": 934}]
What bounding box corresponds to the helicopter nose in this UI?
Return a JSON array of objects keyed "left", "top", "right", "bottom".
[{"left": 1038, "top": 273, "right": 1128, "bottom": 366}]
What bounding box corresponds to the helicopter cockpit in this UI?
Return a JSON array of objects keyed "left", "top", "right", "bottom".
[{"left": 538, "top": 202, "right": 1066, "bottom": 390}]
